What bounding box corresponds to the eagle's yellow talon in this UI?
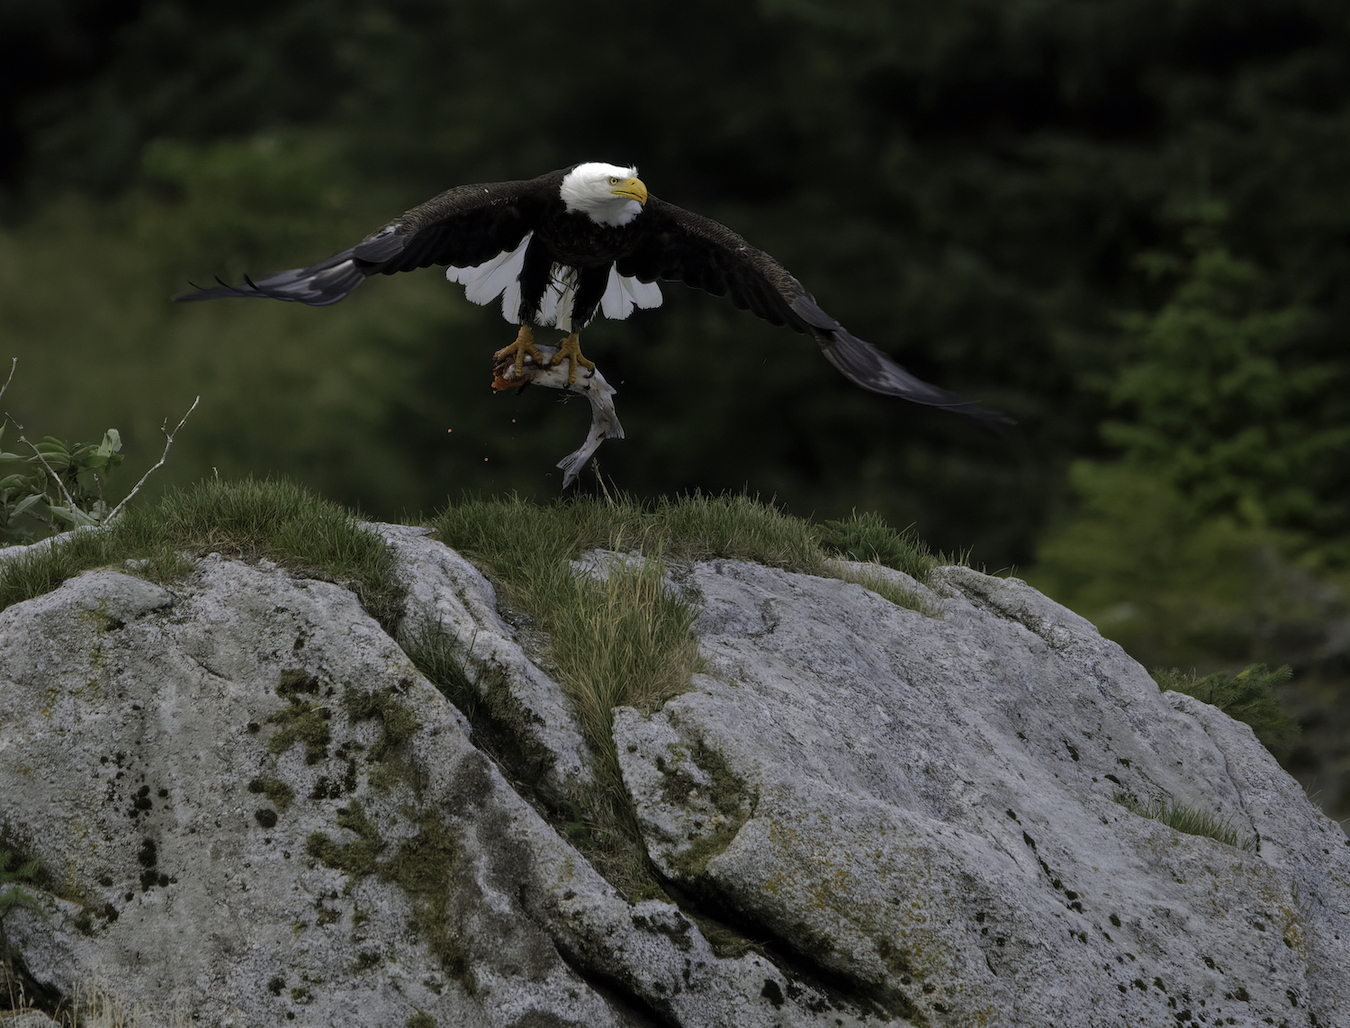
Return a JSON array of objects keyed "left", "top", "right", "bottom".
[
  {"left": 550, "top": 331, "right": 595, "bottom": 385},
  {"left": 493, "top": 325, "right": 543, "bottom": 376}
]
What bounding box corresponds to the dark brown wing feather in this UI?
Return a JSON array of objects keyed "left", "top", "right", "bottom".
[
  {"left": 174, "top": 173, "right": 558, "bottom": 305},
  {"left": 617, "top": 198, "right": 1009, "bottom": 426}
]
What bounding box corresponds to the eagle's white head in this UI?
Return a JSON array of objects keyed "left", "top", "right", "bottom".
[{"left": 560, "top": 162, "right": 648, "bottom": 227}]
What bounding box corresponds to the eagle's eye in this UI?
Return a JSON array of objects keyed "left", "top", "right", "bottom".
[{"left": 608, "top": 177, "right": 619, "bottom": 185}]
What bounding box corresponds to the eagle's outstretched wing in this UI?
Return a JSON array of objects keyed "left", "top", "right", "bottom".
[
  {"left": 618, "top": 198, "right": 1010, "bottom": 426},
  {"left": 173, "top": 176, "right": 550, "bottom": 306}
]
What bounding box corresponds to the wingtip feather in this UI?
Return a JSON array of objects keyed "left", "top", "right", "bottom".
[
  {"left": 172, "top": 277, "right": 258, "bottom": 302},
  {"left": 170, "top": 251, "right": 366, "bottom": 306},
  {"left": 820, "top": 328, "right": 1011, "bottom": 427}
]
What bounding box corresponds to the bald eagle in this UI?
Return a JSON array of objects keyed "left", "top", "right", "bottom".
[{"left": 177, "top": 161, "right": 1005, "bottom": 424}]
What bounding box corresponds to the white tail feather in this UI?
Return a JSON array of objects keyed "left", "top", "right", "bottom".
[
  {"left": 446, "top": 233, "right": 533, "bottom": 322},
  {"left": 446, "top": 232, "right": 662, "bottom": 328},
  {"left": 600, "top": 267, "right": 663, "bottom": 320}
]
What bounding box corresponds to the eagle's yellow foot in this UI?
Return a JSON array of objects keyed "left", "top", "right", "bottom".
[
  {"left": 493, "top": 325, "right": 544, "bottom": 377},
  {"left": 550, "top": 331, "right": 596, "bottom": 385}
]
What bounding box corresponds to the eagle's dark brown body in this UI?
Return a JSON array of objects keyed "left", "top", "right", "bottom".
[{"left": 177, "top": 163, "right": 1007, "bottom": 425}]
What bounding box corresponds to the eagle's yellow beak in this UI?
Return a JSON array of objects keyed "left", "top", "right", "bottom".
[{"left": 610, "top": 176, "right": 648, "bottom": 205}]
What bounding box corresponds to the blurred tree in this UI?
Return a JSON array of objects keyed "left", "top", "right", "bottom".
[
  {"left": 1, "top": 0, "right": 358, "bottom": 201},
  {"left": 1031, "top": 211, "right": 1347, "bottom": 665},
  {"left": 1101, "top": 207, "right": 1347, "bottom": 544},
  {"left": 0, "top": 0, "right": 1348, "bottom": 571},
  {"left": 0, "top": 0, "right": 141, "bottom": 208}
]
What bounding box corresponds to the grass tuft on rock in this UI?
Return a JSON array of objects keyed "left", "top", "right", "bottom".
[
  {"left": 432, "top": 495, "right": 715, "bottom": 896},
  {"left": 428, "top": 491, "right": 955, "bottom": 896},
  {"left": 0, "top": 476, "right": 402, "bottom": 629},
  {"left": 817, "top": 509, "right": 950, "bottom": 616},
  {"left": 1113, "top": 791, "right": 1255, "bottom": 850},
  {"left": 818, "top": 509, "right": 938, "bottom": 583},
  {"left": 432, "top": 490, "right": 829, "bottom": 586},
  {"left": 827, "top": 563, "right": 944, "bottom": 618}
]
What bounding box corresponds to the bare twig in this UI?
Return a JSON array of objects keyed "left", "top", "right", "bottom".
[
  {"left": 0, "top": 358, "right": 15, "bottom": 406},
  {"left": 106, "top": 396, "right": 200, "bottom": 523}
]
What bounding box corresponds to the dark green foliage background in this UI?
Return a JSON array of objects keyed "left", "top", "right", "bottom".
[{"left": 2, "top": 1, "right": 1347, "bottom": 809}]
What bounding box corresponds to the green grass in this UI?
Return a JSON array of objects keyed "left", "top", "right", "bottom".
[
  {"left": 828, "top": 564, "right": 944, "bottom": 618},
  {"left": 554, "top": 551, "right": 705, "bottom": 892},
  {"left": 552, "top": 552, "right": 702, "bottom": 726},
  {"left": 430, "top": 494, "right": 952, "bottom": 743},
  {"left": 431, "top": 496, "right": 717, "bottom": 896},
  {"left": 432, "top": 491, "right": 827, "bottom": 581},
  {"left": 427, "top": 492, "right": 951, "bottom": 896},
  {"left": 1, "top": 843, "right": 55, "bottom": 1022},
  {"left": 428, "top": 493, "right": 817, "bottom": 752},
  {"left": 430, "top": 492, "right": 911, "bottom": 757},
  {"left": 1113, "top": 791, "right": 1256, "bottom": 851},
  {"left": 818, "top": 509, "right": 939, "bottom": 582},
  {"left": 634, "top": 492, "right": 830, "bottom": 571},
  {"left": 2, "top": 483, "right": 940, "bottom": 627},
  {"left": 818, "top": 509, "right": 952, "bottom": 616},
  {"left": 0, "top": 476, "right": 402, "bottom": 629},
  {"left": 401, "top": 622, "right": 482, "bottom": 721},
  {"left": 433, "top": 492, "right": 943, "bottom": 614}
]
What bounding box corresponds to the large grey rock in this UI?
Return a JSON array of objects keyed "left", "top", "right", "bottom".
[
  {"left": 1, "top": 528, "right": 1347, "bottom": 1027},
  {"left": 377, "top": 523, "right": 596, "bottom": 804},
  {"left": 616, "top": 559, "right": 1350, "bottom": 1027},
  {"left": 0, "top": 542, "right": 886, "bottom": 1027},
  {"left": 0, "top": 1014, "right": 61, "bottom": 1028}
]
